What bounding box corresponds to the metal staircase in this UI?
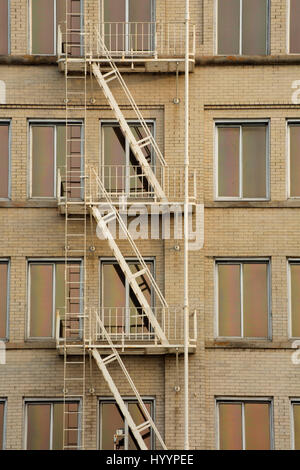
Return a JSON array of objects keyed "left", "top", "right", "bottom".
[{"left": 91, "top": 30, "right": 167, "bottom": 201}]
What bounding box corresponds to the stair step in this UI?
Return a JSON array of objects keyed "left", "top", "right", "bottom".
[{"left": 101, "top": 211, "right": 117, "bottom": 224}]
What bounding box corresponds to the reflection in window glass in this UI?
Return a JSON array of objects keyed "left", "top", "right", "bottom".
[
  {"left": 293, "top": 403, "right": 300, "bottom": 450},
  {"left": 0, "top": 402, "right": 5, "bottom": 450},
  {"left": 0, "top": 262, "right": 8, "bottom": 339},
  {"left": 290, "top": 0, "right": 300, "bottom": 53},
  {"left": 0, "top": 124, "right": 10, "bottom": 199},
  {"left": 0, "top": 0, "right": 8, "bottom": 55}
]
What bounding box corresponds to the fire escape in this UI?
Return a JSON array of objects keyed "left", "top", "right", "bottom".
[{"left": 55, "top": 1, "right": 197, "bottom": 450}]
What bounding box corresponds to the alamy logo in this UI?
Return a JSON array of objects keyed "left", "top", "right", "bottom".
[
  {"left": 0, "top": 341, "right": 6, "bottom": 365},
  {"left": 0, "top": 81, "right": 5, "bottom": 104},
  {"left": 96, "top": 199, "right": 204, "bottom": 251},
  {"left": 291, "top": 340, "right": 300, "bottom": 365}
]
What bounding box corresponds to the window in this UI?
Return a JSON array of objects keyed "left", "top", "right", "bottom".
[
  {"left": 0, "top": 0, "right": 9, "bottom": 54},
  {"left": 289, "top": 0, "right": 300, "bottom": 53},
  {"left": 0, "top": 400, "right": 6, "bottom": 450},
  {"left": 217, "top": 400, "right": 272, "bottom": 450},
  {"left": 25, "top": 401, "right": 79, "bottom": 450},
  {"left": 102, "top": 122, "right": 154, "bottom": 197},
  {"left": 0, "top": 261, "right": 9, "bottom": 340},
  {"left": 30, "top": 122, "right": 82, "bottom": 199},
  {"left": 292, "top": 402, "right": 300, "bottom": 450},
  {"left": 100, "top": 259, "right": 153, "bottom": 336},
  {"left": 288, "top": 261, "right": 300, "bottom": 337},
  {"left": 102, "top": 0, "right": 154, "bottom": 53},
  {"left": 216, "top": 260, "right": 270, "bottom": 338},
  {"left": 30, "top": 0, "right": 81, "bottom": 55},
  {"left": 28, "top": 260, "right": 81, "bottom": 339},
  {"left": 288, "top": 123, "right": 300, "bottom": 197},
  {"left": 216, "top": 122, "right": 268, "bottom": 200},
  {"left": 0, "top": 122, "right": 10, "bottom": 199},
  {"left": 217, "top": 0, "right": 269, "bottom": 55},
  {"left": 99, "top": 399, "right": 154, "bottom": 450}
]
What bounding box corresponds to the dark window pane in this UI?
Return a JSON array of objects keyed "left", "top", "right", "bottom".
[
  {"left": 27, "top": 404, "right": 51, "bottom": 450},
  {"left": 55, "top": 263, "right": 65, "bottom": 320},
  {"left": 128, "top": 402, "right": 151, "bottom": 450},
  {"left": 242, "top": 126, "right": 267, "bottom": 198},
  {"left": 65, "top": 264, "right": 81, "bottom": 339},
  {"left": 66, "top": 125, "right": 82, "bottom": 199},
  {"left": 218, "top": 127, "right": 240, "bottom": 197},
  {"left": 101, "top": 403, "right": 125, "bottom": 450},
  {"left": 242, "top": 0, "right": 267, "bottom": 55},
  {"left": 0, "top": 263, "right": 8, "bottom": 338},
  {"left": 217, "top": 0, "right": 240, "bottom": 55},
  {"left": 129, "top": 0, "right": 153, "bottom": 51},
  {"left": 289, "top": 125, "right": 300, "bottom": 197},
  {"left": 66, "top": 0, "right": 81, "bottom": 56},
  {"left": 103, "top": 126, "right": 126, "bottom": 192},
  {"left": 243, "top": 263, "right": 268, "bottom": 338},
  {"left": 219, "top": 403, "right": 242, "bottom": 450},
  {"left": 56, "top": 125, "right": 66, "bottom": 174},
  {"left": 290, "top": 265, "right": 300, "bottom": 337},
  {"left": 31, "top": 0, "right": 54, "bottom": 54},
  {"left": 218, "top": 264, "right": 241, "bottom": 337},
  {"left": 290, "top": 0, "right": 300, "bottom": 53},
  {"left": 102, "top": 264, "right": 126, "bottom": 333},
  {"left": 0, "top": 124, "right": 9, "bottom": 198},
  {"left": 30, "top": 264, "right": 53, "bottom": 337},
  {"left": 0, "top": 0, "right": 8, "bottom": 54},
  {"left": 32, "top": 126, "right": 55, "bottom": 197},
  {"left": 244, "top": 403, "right": 270, "bottom": 450},
  {"left": 53, "top": 402, "right": 78, "bottom": 449},
  {"left": 129, "top": 263, "right": 152, "bottom": 334},
  {"left": 0, "top": 402, "right": 4, "bottom": 450},
  {"left": 294, "top": 404, "right": 300, "bottom": 450},
  {"left": 104, "top": 0, "right": 126, "bottom": 52}
]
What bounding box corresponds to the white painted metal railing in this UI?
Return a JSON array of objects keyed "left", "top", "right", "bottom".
[
  {"left": 87, "top": 165, "right": 197, "bottom": 202},
  {"left": 57, "top": 22, "right": 196, "bottom": 59},
  {"left": 87, "top": 307, "right": 197, "bottom": 346}
]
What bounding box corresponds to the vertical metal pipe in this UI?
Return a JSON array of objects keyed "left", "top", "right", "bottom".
[{"left": 184, "top": 0, "right": 190, "bottom": 452}]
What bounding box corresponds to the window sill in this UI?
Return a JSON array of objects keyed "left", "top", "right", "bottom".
[
  {"left": 6, "top": 341, "right": 57, "bottom": 349},
  {"left": 0, "top": 200, "right": 58, "bottom": 208},
  {"left": 206, "top": 201, "right": 300, "bottom": 208},
  {"left": 195, "top": 55, "right": 300, "bottom": 66},
  {"left": 205, "top": 339, "right": 295, "bottom": 349}
]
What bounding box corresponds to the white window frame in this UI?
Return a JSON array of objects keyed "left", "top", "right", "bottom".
[
  {"left": 98, "top": 397, "right": 155, "bottom": 450},
  {"left": 216, "top": 398, "right": 274, "bottom": 450},
  {"left": 28, "top": 120, "right": 83, "bottom": 200},
  {"left": 100, "top": 119, "right": 156, "bottom": 196},
  {"left": 0, "top": 259, "right": 10, "bottom": 341},
  {"left": 27, "top": 258, "right": 82, "bottom": 340},
  {"left": 215, "top": 258, "right": 272, "bottom": 340},
  {"left": 0, "top": 399, "right": 7, "bottom": 450},
  {"left": 24, "top": 398, "right": 81, "bottom": 450},
  {"left": 287, "top": 259, "right": 300, "bottom": 339},
  {"left": 99, "top": 257, "right": 155, "bottom": 335},
  {"left": 214, "top": 120, "right": 270, "bottom": 201},
  {"left": 0, "top": 119, "right": 11, "bottom": 201},
  {"left": 215, "top": 0, "right": 270, "bottom": 56},
  {"left": 286, "top": 120, "right": 300, "bottom": 199}
]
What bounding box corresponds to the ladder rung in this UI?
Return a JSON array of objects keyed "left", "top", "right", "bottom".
[
  {"left": 136, "top": 420, "right": 151, "bottom": 432},
  {"left": 102, "top": 212, "right": 117, "bottom": 224},
  {"left": 131, "top": 268, "right": 147, "bottom": 279},
  {"left": 102, "top": 353, "right": 117, "bottom": 365},
  {"left": 102, "top": 70, "right": 116, "bottom": 79}
]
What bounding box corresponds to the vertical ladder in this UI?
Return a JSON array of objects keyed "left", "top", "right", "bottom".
[
  {"left": 90, "top": 167, "right": 169, "bottom": 346},
  {"left": 63, "top": 1, "right": 86, "bottom": 450},
  {"left": 92, "top": 312, "right": 167, "bottom": 450},
  {"left": 91, "top": 30, "right": 167, "bottom": 201}
]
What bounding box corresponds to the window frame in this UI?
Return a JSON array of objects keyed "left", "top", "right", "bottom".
[
  {"left": 215, "top": 258, "right": 272, "bottom": 340},
  {"left": 216, "top": 398, "right": 274, "bottom": 450},
  {"left": 0, "top": 399, "right": 7, "bottom": 450},
  {"left": 28, "top": 119, "right": 84, "bottom": 200},
  {"left": 100, "top": 119, "right": 156, "bottom": 196},
  {"left": 286, "top": 120, "right": 300, "bottom": 199},
  {"left": 0, "top": 259, "right": 10, "bottom": 342},
  {"left": 27, "top": 258, "right": 83, "bottom": 340},
  {"left": 215, "top": 0, "right": 270, "bottom": 56},
  {"left": 99, "top": 0, "right": 156, "bottom": 53},
  {"left": 0, "top": 119, "right": 11, "bottom": 201},
  {"left": 287, "top": 259, "right": 300, "bottom": 338},
  {"left": 98, "top": 397, "right": 155, "bottom": 450},
  {"left": 99, "top": 257, "right": 155, "bottom": 336},
  {"left": 24, "top": 398, "right": 81, "bottom": 450},
  {"left": 214, "top": 119, "right": 270, "bottom": 201}
]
